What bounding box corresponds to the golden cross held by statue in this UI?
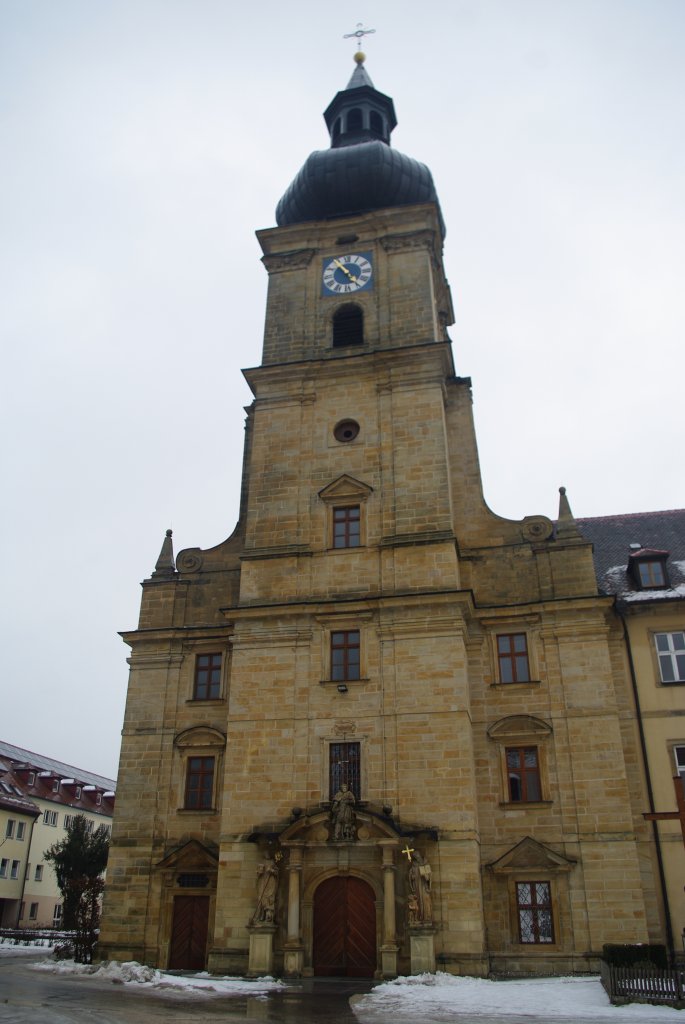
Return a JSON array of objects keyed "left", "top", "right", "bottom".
[
  {"left": 644, "top": 776, "right": 685, "bottom": 848},
  {"left": 401, "top": 844, "right": 414, "bottom": 861}
]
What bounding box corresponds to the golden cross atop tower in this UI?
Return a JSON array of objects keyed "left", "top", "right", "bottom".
[{"left": 343, "top": 22, "right": 376, "bottom": 53}]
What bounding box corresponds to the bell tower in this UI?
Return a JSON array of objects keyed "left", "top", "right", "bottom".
[{"left": 99, "top": 48, "right": 656, "bottom": 981}]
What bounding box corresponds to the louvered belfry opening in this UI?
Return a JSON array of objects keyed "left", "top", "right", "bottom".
[{"left": 333, "top": 304, "right": 364, "bottom": 347}]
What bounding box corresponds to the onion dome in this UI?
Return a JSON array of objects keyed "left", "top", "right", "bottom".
[{"left": 275, "top": 56, "right": 445, "bottom": 236}]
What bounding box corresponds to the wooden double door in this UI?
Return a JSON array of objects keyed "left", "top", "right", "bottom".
[
  {"left": 168, "top": 895, "right": 210, "bottom": 970},
  {"left": 312, "top": 876, "right": 376, "bottom": 977}
]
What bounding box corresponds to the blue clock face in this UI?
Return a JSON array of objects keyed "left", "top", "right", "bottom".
[{"left": 322, "top": 252, "right": 373, "bottom": 295}]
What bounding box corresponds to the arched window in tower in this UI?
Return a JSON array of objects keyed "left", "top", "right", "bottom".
[
  {"left": 332, "top": 304, "right": 364, "bottom": 348},
  {"left": 332, "top": 117, "right": 341, "bottom": 140},
  {"left": 346, "top": 108, "right": 363, "bottom": 132},
  {"left": 369, "top": 111, "right": 383, "bottom": 137}
]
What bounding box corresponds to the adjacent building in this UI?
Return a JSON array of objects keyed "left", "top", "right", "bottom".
[
  {"left": 579, "top": 510, "right": 685, "bottom": 958},
  {"left": 0, "top": 741, "right": 116, "bottom": 928},
  {"left": 99, "top": 56, "right": 665, "bottom": 978}
]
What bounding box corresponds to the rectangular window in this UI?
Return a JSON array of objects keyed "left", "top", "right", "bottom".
[
  {"left": 184, "top": 756, "right": 215, "bottom": 810},
  {"left": 63, "top": 814, "right": 74, "bottom": 829},
  {"left": 29, "top": 903, "right": 38, "bottom": 920},
  {"left": 5, "top": 819, "right": 15, "bottom": 839},
  {"left": 333, "top": 506, "right": 361, "bottom": 549},
  {"left": 497, "top": 634, "right": 530, "bottom": 683},
  {"left": 85, "top": 819, "right": 94, "bottom": 834},
  {"left": 655, "top": 632, "right": 685, "bottom": 684},
  {"left": 52, "top": 779, "right": 60, "bottom": 793},
  {"left": 193, "top": 653, "right": 222, "bottom": 700},
  {"left": 10, "top": 860, "right": 19, "bottom": 880},
  {"left": 16, "top": 822, "right": 26, "bottom": 840},
  {"left": 0, "top": 859, "right": 8, "bottom": 878},
  {"left": 329, "top": 741, "right": 361, "bottom": 800},
  {"left": 675, "top": 745, "right": 685, "bottom": 777},
  {"left": 516, "top": 881, "right": 554, "bottom": 943},
  {"left": 43, "top": 810, "right": 58, "bottom": 827},
  {"left": 638, "top": 560, "right": 666, "bottom": 587},
  {"left": 27, "top": 772, "right": 35, "bottom": 786},
  {"left": 331, "top": 630, "right": 360, "bottom": 681},
  {"left": 506, "top": 747, "right": 542, "bottom": 802},
  {"left": 35, "top": 864, "right": 43, "bottom": 881},
  {"left": 53, "top": 904, "right": 63, "bottom": 926}
]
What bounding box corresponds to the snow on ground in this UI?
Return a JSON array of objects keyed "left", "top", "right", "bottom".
[
  {"left": 31, "top": 957, "right": 285, "bottom": 995},
  {"left": 0, "top": 939, "right": 54, "bottom": 956},
  {"left": 352, "top": 973, "right": 685, "bottom": 1022}
]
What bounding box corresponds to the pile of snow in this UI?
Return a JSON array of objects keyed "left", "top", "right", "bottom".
[
  {"left": 352, "top": 973, "right": 685, "bottom": 1022},
  {"left": 32, "top": 957, "right": 284, "bottom": 995}
]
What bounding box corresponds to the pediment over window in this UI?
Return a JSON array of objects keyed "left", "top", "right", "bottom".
[
  {"left": 318, "top": 475, "right": 373, "bottom": 505},
  {"left": 489, "top": 836, "right": 575, "bottom": 875},
  {"left": 174, "top": 726, "right": 226, "bottom": 749},
  {"left": 156, "top": 838, "right": 219, "bottom": 871},
  {"left": 487, "top": 715, "right": 552, "bottom": 741}
]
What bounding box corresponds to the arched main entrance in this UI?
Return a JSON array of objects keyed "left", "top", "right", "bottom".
[{"left": 312, "top": 876, "right": 376, "bottom": 977}]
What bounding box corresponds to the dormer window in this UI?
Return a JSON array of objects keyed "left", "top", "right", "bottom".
[{"left": 628, "top": 546, "right": 670, "bottom": 590}]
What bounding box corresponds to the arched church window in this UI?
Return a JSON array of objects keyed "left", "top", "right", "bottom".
[
  {"left": 346, "top": 107, "right": 363, "bottom": 131},
  {"left": 369, "top": 111, "right": 383, "bottom": 136},
  {"left": 332, "top": 304, "right": 364, "bottom": 347}
]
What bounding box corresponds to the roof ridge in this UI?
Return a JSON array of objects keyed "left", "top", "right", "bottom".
[{"left": 577, "top": 509, "right": 685, "bottom": 523}]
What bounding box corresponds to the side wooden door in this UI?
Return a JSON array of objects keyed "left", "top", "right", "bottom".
[
  {"left": 168, "top": 895, "right": 210, "bottom": 970},
  {"left": 313, "top": 876, "right": 376, "bottom": 977}
]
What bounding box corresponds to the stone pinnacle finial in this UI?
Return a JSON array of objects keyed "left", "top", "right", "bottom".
[
  {"left": 152, "top": 528, "right": 176, "bottom": 577},
  {"left": 556, "top": 486, "right": 581, "bottom": 540}
]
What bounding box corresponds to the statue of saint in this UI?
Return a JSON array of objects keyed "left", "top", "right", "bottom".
[
  {"left": 251, "top": 855, "right": 279, "bottom": 925},
  {"left": 330, "top": 782, "right": 356, "bottom": 841},
  {"left": 408, "top": 850, "right": 432, "bottom": 924}
]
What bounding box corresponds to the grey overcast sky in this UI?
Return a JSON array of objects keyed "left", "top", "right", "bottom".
[{"left": 1, "top": 1, "right": 683, "bottom": 780}]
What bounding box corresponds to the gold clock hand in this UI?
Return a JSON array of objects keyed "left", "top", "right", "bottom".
[{"left": 333, "top": 258, "right": 357, "bottom": 282}]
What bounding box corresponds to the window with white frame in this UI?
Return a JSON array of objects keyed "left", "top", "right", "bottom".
[
  {"left": 16, "top": 821, "right": 26, "bottom": 840},
  {"left": 655, "top": 632, "right": 685, "bottom": 684},
  {"left": 43, "top": 809, "right": 58, "bottom": 827},
  {"left": 674, "top": 746, "right": 685, "bottom": 777},
  {"left": 53, "top": 904, "right": 63, "bottom": 926},
  {"left": 35, "top": 864, "right": 43, "bottom": 881},
  {"left": 0, "top": 859, "right": 8, "bottom": 877},
  {"left": 29, "top": 903, "right": 38, "bottom": 920},
  {"left": 5, "top": 819, "right": 15, "bottom": 839},
  {"left": 10, "top": 860, "right": 19, "bottom": 880},
  {"left": 63, "top": 814, "right": 75, "bottom": 829}
]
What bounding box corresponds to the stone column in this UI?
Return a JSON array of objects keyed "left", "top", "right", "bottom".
[
  {"left": 379, "top": 840, "right": 399, "bottom": 978},
  {"left": 283, "top": 843, "right": 304, "bottom": 977}
]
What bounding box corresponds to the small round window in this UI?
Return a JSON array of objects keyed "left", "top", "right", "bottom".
[{"left": 334, "top": 419, "right": 360, "bottom": 443}]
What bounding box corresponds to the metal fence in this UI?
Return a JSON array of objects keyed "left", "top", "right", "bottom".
[{"left": 601, "top": 960, "right": 685, "bottom": 1009}]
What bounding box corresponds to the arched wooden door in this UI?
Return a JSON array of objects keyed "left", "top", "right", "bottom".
[
  {"left": 312, "top": 876, "right": 376, "bottom": 977},
  {"left": 168, "top": 895, "right": 209, "bottom": 970}
]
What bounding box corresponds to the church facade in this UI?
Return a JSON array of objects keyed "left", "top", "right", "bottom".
[{"left": 99, "top": 57, "right": 661, "bottom": 978}]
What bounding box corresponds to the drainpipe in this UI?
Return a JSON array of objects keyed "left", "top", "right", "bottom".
[
  {"left": 619, "top": 609, "right": 674, "bottom": 961},
  {"left": 16, "top": 814, "right": 39, "bottom": 928}
]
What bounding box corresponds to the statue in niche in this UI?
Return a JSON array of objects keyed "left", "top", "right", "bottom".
[
  {"left": 408, "top": 851, "right": 432, "bottom": 924},
  {"left": 330, "top": 782, "right": 356, "bottom": 841},
  {"left": 251, "top": 855, "right": 279, "bottom": 925}
]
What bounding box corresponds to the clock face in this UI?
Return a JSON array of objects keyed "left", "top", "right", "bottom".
[{"left": 322, "top": 252, "right": 373, "bottom": 295}]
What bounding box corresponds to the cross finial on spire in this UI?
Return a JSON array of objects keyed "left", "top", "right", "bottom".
[{"left": 343, "top": 22, "right": 375, "bottom": 62}]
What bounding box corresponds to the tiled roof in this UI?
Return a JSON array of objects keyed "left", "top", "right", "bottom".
[
  {"left": 0, "top": 740, "right": 116, "bottom": 791},
  {"left": 577, "top": 509, "right": 685, "bottom": 603}
]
